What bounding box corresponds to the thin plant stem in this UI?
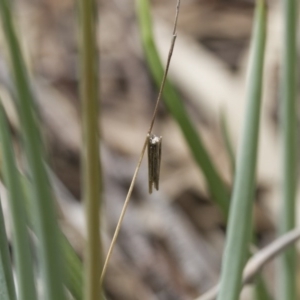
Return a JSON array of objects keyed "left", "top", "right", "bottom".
[
  {"left": 220, "top": 108, "right": 235, "bottom": 177},
  {"left": 77, "top": 0, "right": 102, "bottom": 299},
  {"left": 220, "top": 111, "right": 271, "bottom": 300},
  {"left": 99, "top": 0, "right": 180, "bottom": 286},
  {"left": 216, "top": 1, "right": 267, "bottom": 299},
  {"left": 0, "top": 197, "right": 16, "bottom": 300},
  {"left": 137, "top": 0, "right": 229, "bottom": 215},
  {"left": 0, "top": 103, "right": 37, "bottom": 300},
  {"left": 100, "top": 138, "right": 147, "bottom": 286},
  {"left": 148, "top": 0, "right": 179, "bottom": 133},
  {"left": 0, "top": 1, "right": 66, "bottom": 299},
  {"left": 254, "top": 276, "right": 271, "bottom": 300},
  {"left": 278, "top": 0, "right": 298, "bottom": 299}
]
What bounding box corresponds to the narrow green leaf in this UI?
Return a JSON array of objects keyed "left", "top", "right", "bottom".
[
  {"left": 0, "top": 198, "right": 16, "bottom": 300},
  {"left": 0, "top": 103, "right": 37, "bottom": 300},
  {"left": 63, "top": 237, "right": 83, "bottom": 300},
  {"left": 255, "top": 275, "right": 272, "bottom": 300},
  {"left": 0, "top": 157, "right": 82, "bottom": 300},
  {"left": 18, "top": 173, "right": 83, "bottom": 300},
  {"left": 77, "top": 0, "right": 103, "bottom": 298},
  {"left": 0, "top": 1, "right": 66, "bottom": 299},
  {"left": 216, "top": 1, "right": 267, "bottom": 300},
  {"left": 252, "top": 234, "right": 272, "bottom": 300},
  {"left": 219, "top": 111, "right": 272, "bottom": 300},
  {"left": 220, "top": 108, "right": 235, "bottom": 177},
  {"left": 278, "top": 0, "right": 298, "bottom": 298},
  {"left": 136, "top": 0, "right": 229, "bottom": 217}
]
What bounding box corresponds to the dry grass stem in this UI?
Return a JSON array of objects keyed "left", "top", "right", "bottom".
[{"left": 100, "top": 0, "right": 181, "bottom": 286}]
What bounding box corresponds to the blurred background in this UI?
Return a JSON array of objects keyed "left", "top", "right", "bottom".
[{"left": 0, "top": 0, "right": 289, "bottom": 299}]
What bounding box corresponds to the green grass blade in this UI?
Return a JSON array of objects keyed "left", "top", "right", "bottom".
[
  {"left": 0, "top": 198, "right": 16, "bottom": 300},
  {"left": 278, "top": 0, "right": 298, "bottom": 299},
  {"left": 18, "top": 173, "right": 83, "bottom": 300},
  {"left": 0, "top": 103, "right": 37, "bottom": 300},
  {"left": 62, "top": 236, "right": 83, "bottom": 300},
  {"left": 216, "top": 1, "right": 267, "bottom": 300},
  {"left": 136, "top": 0, "right": 229, "bottom": 217},
  {"left": 255, "top": 276, "right": 272, "bottom": 300},
  {"left": 220, "top": 109, "right": 236, "bottom": 177},
  {"left": 21, "top": 166, "right": 107, "bottom": 300},
  {"left": 77, "top": 0, "right": 102, "bottom": 299},
  {"left": 0, "top": 1, "right": 66, "bottom": 299},
  {"left": 0, "top": 166, "right": 81, "bottom": 300},
  {"left": 219, "top": 110, "right": 271, "bottom": 300}
]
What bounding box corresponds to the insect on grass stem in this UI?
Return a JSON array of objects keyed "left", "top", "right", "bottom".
[{"left": 99, "top": 0, "right": 181, "bottom": 287}]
